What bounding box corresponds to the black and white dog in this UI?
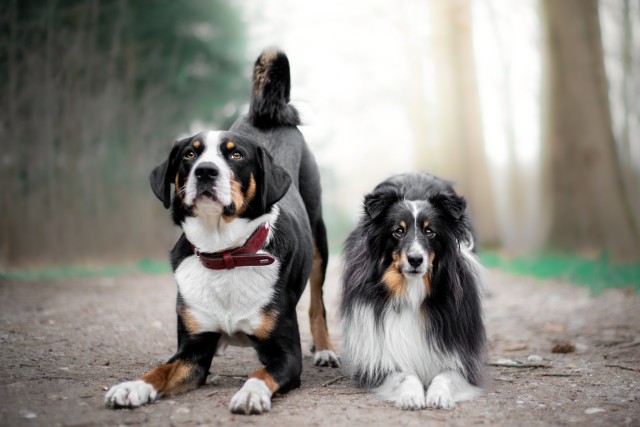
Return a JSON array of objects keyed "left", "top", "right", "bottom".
[
  {"left": 105, "top": 49, "right": 339, "bottom": 415},
  {"left": 340, "top": 172, "right": 485, "bottom": 410}
]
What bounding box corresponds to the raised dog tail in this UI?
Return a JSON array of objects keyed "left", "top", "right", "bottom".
[{"left": 249, "top": 48, "right": 300, "bottom": 129}]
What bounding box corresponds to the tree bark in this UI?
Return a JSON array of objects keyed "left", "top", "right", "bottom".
[
  {"left": 541, "top": 0, "right": 640, "bottom": 258},
  {"left": 427, "top": 0, "right": 498, "bottom": 245}
]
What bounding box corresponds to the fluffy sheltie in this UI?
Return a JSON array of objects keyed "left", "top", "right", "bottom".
[{"left": 340, "top": 172, "right": 486, "bottom": 410}]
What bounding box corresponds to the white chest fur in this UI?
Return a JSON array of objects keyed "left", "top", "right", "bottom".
[{"left": 175, "top": 255, "right": 280, "bottom": 336}]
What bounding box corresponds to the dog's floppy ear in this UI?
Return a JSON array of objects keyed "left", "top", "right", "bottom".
[
  {"left": 364, "top": 189, "right": 402, "bottom": 220},
  {"left": 430, "top": 192, "right": 467, "bottom": 220},
  {"left": 150, "top": 144, "right": 181, "bottom": 209},
  {"left": 256, "top": 146, "right": 292, "bottom": 212}
]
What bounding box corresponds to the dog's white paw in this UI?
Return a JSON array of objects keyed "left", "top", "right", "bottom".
[
  {"left": 395, "top": 391, "right": 426, "bottom": 411},
  {"left": 313, "top": 349, "right": 341, "bottom": 368},
  {"left": 426, "top": 384, "right": 455, "bottom": 410},
  {"left": 376, "top": 373, "right": 426, "bottom": 411},
  {"left": 105, "top": 380, "right": 158, "bottom": 408},
  {"left": 229, "top": 378, "right": 272, "bottom": 415}
]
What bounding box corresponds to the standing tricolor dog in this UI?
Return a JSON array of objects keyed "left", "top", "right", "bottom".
[
  {"left": 105, "top": 49, "right": 339, "bottom": 415},
  {"left": 340, "top": 172, "right": 486, "bottom": 410}
]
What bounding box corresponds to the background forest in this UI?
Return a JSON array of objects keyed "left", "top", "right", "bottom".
[{"left": 1, "top": 0, "right": 638, "bottom": 288}]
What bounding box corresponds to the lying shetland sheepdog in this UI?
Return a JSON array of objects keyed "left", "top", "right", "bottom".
[{"left": 340, "top": 172, "right": 486, "bottom": 410}]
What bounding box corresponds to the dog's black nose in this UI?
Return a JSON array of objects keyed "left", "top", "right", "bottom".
[
  {"left": 407, "top": 254, "right": 423, "bottom": 268},
  {"left": 195, "top": 162, "right": 219, "bottom": 181}
]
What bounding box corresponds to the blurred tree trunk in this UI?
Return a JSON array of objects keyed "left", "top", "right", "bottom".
[
  {"left": 617, "top": 0, "right": 640, "bottom": 242},
  {"left": 427, "top": 0, "right": 498, "bottom": 245},
  {"left": 541, "top": 0, "right": 640, "bottom": 258}
]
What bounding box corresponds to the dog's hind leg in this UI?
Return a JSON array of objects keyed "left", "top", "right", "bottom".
[
  {"left": 308, "top": 220, "right": 340, "bottom": 367},
  {"left": 105, "top": 331, "right": 219, "bottom": 408}
]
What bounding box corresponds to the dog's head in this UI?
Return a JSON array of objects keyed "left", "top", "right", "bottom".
[
  {"left": 363, "top": 186, "right": 468, "bottom": 284},
  {"left": 150, "top": 131, "right": 292, "bottom": 221}
]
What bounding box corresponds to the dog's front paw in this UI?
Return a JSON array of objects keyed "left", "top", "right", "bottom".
[
  {"left": 105, "top": 380, "right": 158, "bottom": 408},
  {"left": 313, "top": 349, "right": 341, "bottom": 368},
  {"left": 426, "top": 385, "right": 455, "bottom": 410},
  {"left": 395, "top": 392, "right": 426, "bottom": 411},
  {"left": 229, "top": 378, "right": 272, "bottom": 415}
]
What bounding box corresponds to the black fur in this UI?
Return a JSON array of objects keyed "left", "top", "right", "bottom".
[{"left": 340, "top": 172, "right": 486, "bottom": 389}]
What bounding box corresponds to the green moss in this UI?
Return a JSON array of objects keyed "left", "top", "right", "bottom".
[
  {"left": 0, "top": 259, "right": 171, "bottom": 282},
  {"left": 479, "top": 251, "right": 640, "bottom": 294}
]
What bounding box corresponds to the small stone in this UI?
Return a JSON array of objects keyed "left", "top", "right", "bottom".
[
  {"left": 551, "top": 343, "right": 575, "bottom": 354},
  {"left": 527, "top": 355, "right": 543, "bottom": 362},
  {"left": 516, "top": 400, "right": 524, "bottom": 405},
  {"left": 495, "top": 358, "right": 520, "bottom": 366},
  {"left": 175, "top": 407, "right": 190, "bottom": 414},
  {"left": 584, "top": 407, "right": 606, "bottom": 415},
  {"left": 23, "top": 412, "right": 37, "bottom": 419}
]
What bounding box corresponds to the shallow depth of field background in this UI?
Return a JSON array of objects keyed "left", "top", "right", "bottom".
[{"left": 1, "top": 0, "right": 638, "bottom": 290}]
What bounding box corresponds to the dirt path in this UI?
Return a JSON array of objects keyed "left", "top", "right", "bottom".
[{"left": 1, "top": 259, "right": 639, "bottom": 426}]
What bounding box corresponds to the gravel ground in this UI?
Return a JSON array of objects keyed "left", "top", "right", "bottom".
[{"left": 1, "top": 258, "right": 639, "bottom": 427}]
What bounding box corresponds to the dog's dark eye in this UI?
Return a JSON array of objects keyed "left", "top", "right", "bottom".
[
  {"left": 230, "top": 151, "right": 243, "bottom": 160},
  {"left": 392, "top": 227, "right": 406, "bottom": 239},
  {"left": 424, "top": 226, "right": 435, "bottom": 238},
  {"left": 183, "top": 150, "right": 196, "bottom": 160}
]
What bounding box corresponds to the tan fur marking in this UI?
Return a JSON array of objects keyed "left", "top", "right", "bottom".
[
  {"left": 400, "top": 220, "right": 407, "bottom": 230},
  {"left": 140, "top": 361, "right": 200, "bottom": 396},
  {"left": 193, "top": 140, "right": 201, "bottom": 149},
  {"left": 423, "top": 219, "right": 430, "bottom": 230},
  {"left": 382, "top": 252, "right": 406, "bottom": 298},
  {"left": 245, "top": 175, "right": 257, "bottom": 205},
  {"left": 308, "top": 243, "right": 336, "bottom": 353},
  {"left": 249, "top": 367, "right": 278, "bottom": 394},
  {"left": 180, "top": 307, "right": 201, "bottom": 334},
  {"left": 254, "top": 49, "right": 278, "bottom": 96},
  {"left": 422, "top": 253, "right": 436, "bottom": 296},
  {"left": 254, "top": 309, "right": 278, "bottom": 340},
  {"left": 222, "top": 174, "right": 257, "bottom": 222},
  {"left": 175, "top": 174, "right": 183, "bottom": 200},
  {"left": 226, "top": 141, "right": 235, "bottom": 150},
  {"left": 222, "top": 176, "right": 244, "bottom": 223}
]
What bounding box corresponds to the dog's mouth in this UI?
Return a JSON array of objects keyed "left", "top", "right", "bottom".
[
  {"left": 193, "top": 187, "right": 236, "bottom": 216},
  {"left": 196, "top": 188, "right": 217, "bottom": 202},
  {"left": 402, "top": 268, "right": 426, "bottom": 277}
]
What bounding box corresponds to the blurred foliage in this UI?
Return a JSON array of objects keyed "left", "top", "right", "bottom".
[
  {"left": 0, "top": 0, "right": 249, "bottom": 266},
  {"left": 481, "top": 252, "right": 640, "bottom": 294}
]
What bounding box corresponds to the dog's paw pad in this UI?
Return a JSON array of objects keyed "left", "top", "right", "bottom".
[
  {"left": 313, "top": 350, "right": 341, "bottom": 368},
  {"left": 426, "top": 387, "right": 455, "bottom": 410},
  {"left": 229, "top": 378, "right": 272, "bottom": 415},
  {"left": 105, "top": 380, "right": 157, "bottom": 408},
  {"left": 395, "top": 393, "right": 426, "bottom": 411}
]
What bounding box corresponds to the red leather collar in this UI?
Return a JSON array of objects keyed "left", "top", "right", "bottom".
[{"left": 191, "top": 224, "right": 275, "bottom": 270}]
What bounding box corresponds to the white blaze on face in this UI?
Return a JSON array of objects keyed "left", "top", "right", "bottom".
[
  {"left": 184, "top": 131, "right": 233, "bottom": 208},
  {"left": 402, "top": 200, "right": 429, "bottom": 277}
]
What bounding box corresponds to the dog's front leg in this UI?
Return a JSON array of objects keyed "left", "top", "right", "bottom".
[
  {"left": 374, "top": 372, "right": 426, "bottom": 411},
  {"left": 425, "top": 371, "right": 482, "bottom": 410},
  {"left": 105, "top": 331, "right": 220, "bottom": 408},
  {"left": 229, "top": 315, "right": 302, "bottom": 415}
]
